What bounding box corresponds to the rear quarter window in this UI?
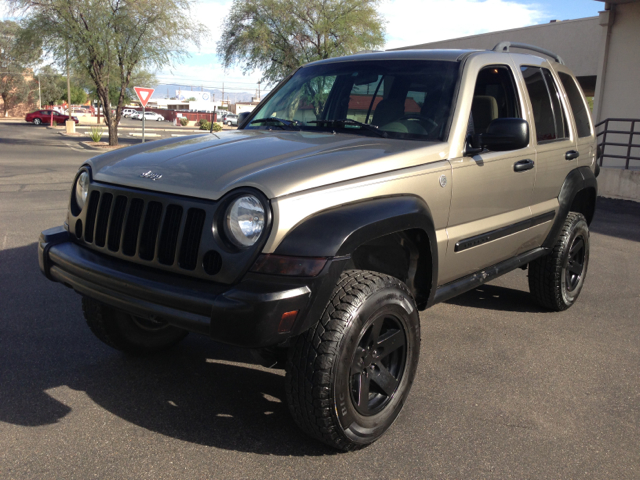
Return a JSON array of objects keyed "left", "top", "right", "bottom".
[{"left": 559, "top": 72, "right": 592, "bottom": 138}]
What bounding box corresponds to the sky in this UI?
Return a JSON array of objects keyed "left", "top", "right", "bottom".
[{"left": 2, "top": 0, "right": 604, "bottom": 96}]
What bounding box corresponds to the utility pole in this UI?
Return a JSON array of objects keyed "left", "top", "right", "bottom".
[
  {"left": 66, "top": 45, "right": 71, "bottom": 115},
  {"left": 38, "top": 76, "right": 41, "bottom": 109}
]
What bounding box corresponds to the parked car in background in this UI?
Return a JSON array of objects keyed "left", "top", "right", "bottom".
[
  {"left": 134, "top": 111, "right": 165, "bottom": 122},
  {"left": 122, "top": 109, "right": 138, "bottom": 118},
  {"left": 25, "top": 110, "right": 79, "bottom": 125},
  {"left": 224, "top": 113, "right": 238, "bottom": 126}
]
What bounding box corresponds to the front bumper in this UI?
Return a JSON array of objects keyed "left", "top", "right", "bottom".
[{"left": 39, "top": 226, "right": 347, "bottom": 348}]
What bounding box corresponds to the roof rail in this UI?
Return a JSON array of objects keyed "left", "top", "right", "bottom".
[{"left": 492, "top": 41, "right": 565, "bottom": 65}]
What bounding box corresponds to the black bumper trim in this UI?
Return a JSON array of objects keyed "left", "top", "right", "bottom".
[{"left": 39, "top": 227, "right": 338, "bottom": 348}]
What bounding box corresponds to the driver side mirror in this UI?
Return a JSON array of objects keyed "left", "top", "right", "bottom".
[
  {"left": 465, "top": 118, "right": 529, "bottom": 155},
  {"left": 238, "top": 111, "right": 250, "bottom": 127}
]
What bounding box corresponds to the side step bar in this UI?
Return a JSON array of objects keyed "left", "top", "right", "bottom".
[{"left": 432, "top": 247, "right": 548, "bottom": 305}]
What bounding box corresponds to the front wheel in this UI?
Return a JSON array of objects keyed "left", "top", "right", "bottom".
[
  {"left": 529, "top": 212, "right": 590, "bottom": 311},
  {"left": 33, "top": 118, "right": 42, "bottom": 125},
  {"left": 82, "top": 296, "right": 188, "bottom": 355},
  {"left": 285, "top": 270, "right": 420, "bottom": 451}
]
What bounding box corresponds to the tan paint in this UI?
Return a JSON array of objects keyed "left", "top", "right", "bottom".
[{"left": 263, "top": 159, "right": 452, "bottom": 253}]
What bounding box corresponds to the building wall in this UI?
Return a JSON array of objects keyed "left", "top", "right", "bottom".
[
  {"left": 394, "top": 17, "right": 600, "bottom": 78},
  {"left": 598, "top": 2, "right": 640, "bottom": 121}
]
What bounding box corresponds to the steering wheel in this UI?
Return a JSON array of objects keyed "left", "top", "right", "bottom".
[{"left": 396, "top": 113, "right": 438, "bottom": 133}]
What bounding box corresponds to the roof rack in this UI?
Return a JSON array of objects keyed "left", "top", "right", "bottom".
[{"left": 492, "top": 41, "right": 565, "bottom": 65}]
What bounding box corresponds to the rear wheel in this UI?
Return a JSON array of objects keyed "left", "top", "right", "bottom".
[
  {"left": 82, "top": 296, "right": 188, "bottom": 355},
  {"left": 529, "top": 212, "right": 590, "bottom": 311},
  {"left": 286, "top": 270, "right": 420, "bottom": 451},
  {"left": 227, "top": 121, "right": 232, "bottom": 126},
  {"left": 33, "top": 118, "right": 42, "bottom": 125}
]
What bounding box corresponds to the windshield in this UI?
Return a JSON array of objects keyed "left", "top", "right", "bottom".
[{"left": 244, "top": 59, "right": 459, "bottom": 141}]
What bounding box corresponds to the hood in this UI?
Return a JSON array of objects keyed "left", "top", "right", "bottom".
[{"left": 89, "top": 130, "right": 449, "bottom": 200}]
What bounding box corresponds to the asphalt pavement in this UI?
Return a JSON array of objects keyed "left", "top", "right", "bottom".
[{"left": 0, "top": 122, "right": 639, "bottom": 479}]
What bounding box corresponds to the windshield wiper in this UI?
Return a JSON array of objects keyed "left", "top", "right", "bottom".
[
  {"left": 307, "top": 119, "right": 388, "bottom": 138},
  {"left": 249, "top": 117, "right": 301, "bottom": 130}
]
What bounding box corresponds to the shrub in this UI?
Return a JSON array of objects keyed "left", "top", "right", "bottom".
[
  {"left": 179, "top": 117, "right": 188, "bottom": 126},
  {"left": 211, "top": 122, "right": 222, "bottom": 132},
  {"left": 51, "top": 121, "right": 57, "bottom": 127},
  {"left": 199, "top": 120, "right": 211, "bottom": 130},
  {"left": 89, "top": 127, "right": 103, "bottom": 142}
]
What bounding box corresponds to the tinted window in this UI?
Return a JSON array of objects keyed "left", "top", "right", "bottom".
[
  {"left": 521, "top": 66, "right": 569, "bottom": 143},
  {"left": 468, "top": 65, "right": 521, "bottom": 135},
  {"left": 559, "top": 72, "right": 592, "bottom": 138}
]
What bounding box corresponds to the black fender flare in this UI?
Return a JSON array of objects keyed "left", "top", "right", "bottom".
[
  {"left": 275, "top": 195, "right": 439, "bottom": 306},
  {"left": 543, "top": 166, "right": 598, "bottom": 249}
]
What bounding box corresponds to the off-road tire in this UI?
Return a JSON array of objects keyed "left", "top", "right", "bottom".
[
  {"left": 529, "top": 212, "right": 590, "bottom": 311},
  {"left": 285, "top": 270, "right": 420, "bottom": 451},
  {"left": 82, "top": 296, "right": 188, "bottom": 355},
  {"left": 33, "top": 118, "right": 42, "bottom": 125}
]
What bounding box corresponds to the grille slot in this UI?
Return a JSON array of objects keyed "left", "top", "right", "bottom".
[
  {"left": 179, "top": 208, "right": 206, "bottom": 270},
  {"left": 84, "top": 190, "right": 100, "bottom": 243},
  {"left": 107, "top": 196, "right": 128, "bottom": 251},
  {"left": 94, "top": 193, "right": 113, "bottom": 247},
  {"left": 158, "top": 205, "right": 183, "bottom": 265},
  {"left": 139, "top": 201, "right": 163, "bottom": 260},
  {"left": 122, "top": 199, "right": 144, "bottom": 256}
]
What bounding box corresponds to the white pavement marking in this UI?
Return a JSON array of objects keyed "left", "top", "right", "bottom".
[{"left": 1, "top": 234, "right": 7, "bottom": 250}]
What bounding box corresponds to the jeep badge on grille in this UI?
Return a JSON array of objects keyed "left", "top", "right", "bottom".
[{"left": 140, "top": 170, "right": 162, "bottom": 181}]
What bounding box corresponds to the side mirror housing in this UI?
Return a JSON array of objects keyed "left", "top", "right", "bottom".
[
  {"left": 481, "top": 118, "right": 529, "bottom": 151},
  {"left": 238, "top": 111, "right": 251, "bottom": 128}
]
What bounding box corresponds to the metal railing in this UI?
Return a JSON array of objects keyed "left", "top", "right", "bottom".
[{"left": 595, "top": 118, "right": 640, "bottom": 169}]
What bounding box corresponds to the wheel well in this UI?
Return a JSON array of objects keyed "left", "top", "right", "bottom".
[
  {"left": 349, "top": 229, "right": 433, "bottom": 309},
  {"left": 569, "top": 187, "right": 596, "bottom": 225}
]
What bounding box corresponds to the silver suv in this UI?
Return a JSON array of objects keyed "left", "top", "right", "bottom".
[{"left": 38, "top": 43, "right": 598, "bottom": 451}]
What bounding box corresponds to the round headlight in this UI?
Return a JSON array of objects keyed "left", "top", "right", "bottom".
[
  {"left": 224, "top": 195, "right": 265, "bottom": 247},
  {"left": 75, "top": 171, "right": 90, "bottom": 211}
]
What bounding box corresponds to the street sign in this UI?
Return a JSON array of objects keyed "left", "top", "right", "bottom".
[
  {"left": 134, "top": 87, "right": 154, "bottom": 144},
  {"left": 134, "top": 87, "right": 154, "bottom": 107}
]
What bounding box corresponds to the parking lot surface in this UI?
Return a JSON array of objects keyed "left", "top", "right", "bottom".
[{"left": 1, "top": 122, "right": 639, "bottom": 479}]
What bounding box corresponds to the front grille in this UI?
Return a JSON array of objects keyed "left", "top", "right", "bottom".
[
  {"left": 70, "top": 181, "right": 269, "bottom": 284},
  {"left": 82, "top": 186, "right": 206, "bottom": 274}
]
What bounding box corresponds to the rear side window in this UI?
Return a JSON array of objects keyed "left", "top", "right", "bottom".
[
  {"left": 521, "top": 66, "right": 570, "bottom": 143},
  {"left": 559, "top": 72, "right": 592, "bottom": 138}
]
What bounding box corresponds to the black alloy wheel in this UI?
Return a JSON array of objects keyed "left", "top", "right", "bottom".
[
  {"left": 350, "top": 314, "right": 406, "bottom": 416},
  {"left": 529, "top": 212, "right": 590, "bottom": 311},
  {"left": 286, "top": 270, "right": 420, "bottom": 451},
  {"left": 564, "top": 234, "right": 586, "bottom": 292}
]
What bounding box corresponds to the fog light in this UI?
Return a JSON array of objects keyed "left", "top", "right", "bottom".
[{"left": 278, "top": 310, "right": 299, "bottom": 333}]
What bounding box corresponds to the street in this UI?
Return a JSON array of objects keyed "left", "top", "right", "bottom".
[{"left": 0, "top": 122, "right": 639, "bottom": 479}]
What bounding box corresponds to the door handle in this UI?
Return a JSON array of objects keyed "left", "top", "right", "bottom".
[
  {"left": 565, "top": 150, "right": 580, "bottom": 160},
  {"left": 514, "top": 159, "right": 535, "bottom": 172}
]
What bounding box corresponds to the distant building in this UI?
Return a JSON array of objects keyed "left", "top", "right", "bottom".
[{"left": 232, "top": 101, "right": 261, "bottom": 115}]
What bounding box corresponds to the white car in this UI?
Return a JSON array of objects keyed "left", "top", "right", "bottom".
[
  {"left": 122, "top": 109, "right": 138, "bottom": 118},
  {"left": 131, "top": 111, "right": 143, "bottom": 120},
  {"left": 142, "top": 112, "right": 165, "bottom": 122}
]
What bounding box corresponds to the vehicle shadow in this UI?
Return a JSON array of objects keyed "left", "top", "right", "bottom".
[
  {"left": 445, "top": 284, "right": 548, "bottom": 313},
  {"left": 0, "top": 243, "right": 334, "bottom": 456},
  {"left": 591, "top": 197, "right": 640, "bottom": 243}
]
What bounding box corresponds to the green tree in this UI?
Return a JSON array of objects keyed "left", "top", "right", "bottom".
[
  {"left": 218, "top": 0, "right": 385, "bottom": 84},
  {"left": 61, "top": 84, "right": 88, "bottom": 105},
  {"left": 0, "top": 20, "right": 40, "bottom": 116},
  {"left": 36, "top": 65, "right": 65, "bottom": 107},
  {"left": 11, "top": 0, "right": 206, "bottom": 145}
]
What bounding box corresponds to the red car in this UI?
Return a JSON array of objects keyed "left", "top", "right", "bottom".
[{"left": 25, "top": 109, "right": 79, "bottom": 125}]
